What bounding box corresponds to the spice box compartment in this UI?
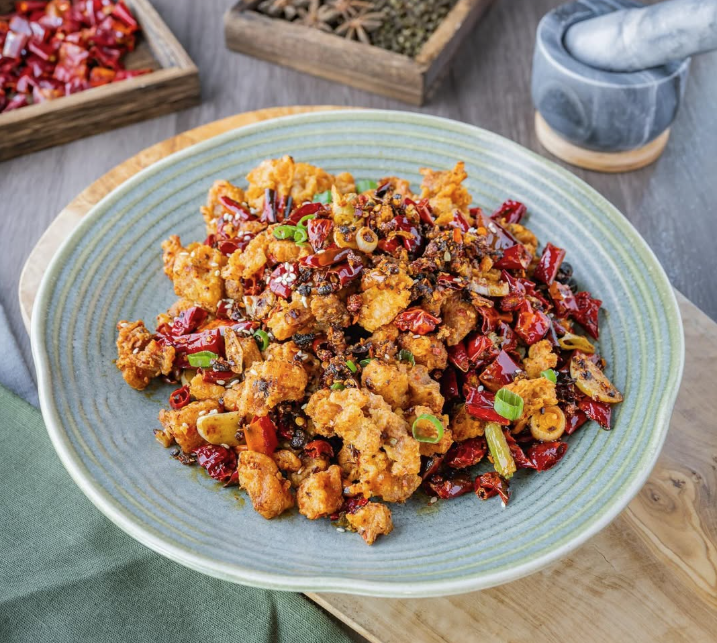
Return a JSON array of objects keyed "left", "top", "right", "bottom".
[
  {"left": 0, "top": 0, "right": 200, "bottom": 162},
  {"left": 224, "top": 0, "right": 496, "bottom": 106}
]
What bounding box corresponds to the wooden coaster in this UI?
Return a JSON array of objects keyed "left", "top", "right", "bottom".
[{"left": 535, "top": 112, "right": 670, "bottom": 173}]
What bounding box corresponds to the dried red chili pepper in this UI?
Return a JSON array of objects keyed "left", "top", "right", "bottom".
[
  {"left": 194, "top": 444, "right": 238, "bottom": 485},
  {"left": 476, "top": 306, "right": 501, "bottom": 333},
  {"left": 514, "top": 300, "right": 550, "bottom": 345},
  {"left": 219, "top": 195, "right": 254, "bottom": 221},
  {"left": 423, "top": 473, "right": 474, "bottom": 499},
  {"left": 578, "top": 397, "right": 612, "bottom": 429},
  {"left": 285, "top": 201, "right": 324, "bottom": 225},
  {"left": 464, "top": 386, "right": 510, "bottom": 425},
  {"left": 200, "top": 362, "right": 234, "bottom": 385},
  {"left": 170, "top": 306, "right": 208, "bottom": 336},
  {"left": 548, "top": 280, "right": 578, "bottom": 317},
  {"left": 450, "top": 211, "right": 471, "bottom": 232},
  {"left": 306, "top": 217, "right": 333, "bottom": 251},
  {"left": 301, "top": 246, "right": 351, "bottom": 268},
  {"left": 494, "top": 244, "right": 533, "bottom": 271},
  {"left": 268, "top": 262, "right": 298, "bottom": 299},
  {"left": 329, "top": 496, "right": 369, "bottom": 520},
  {"left": 479, "top": 350, "right": 522, "bottom": 392},
  {"left": 444, "top": 437, "right": 487, "bottom": 469},
  {"left": 242, "top": 276, "right": 263, "bottom": 296},
  {"left": 534, "top": 243, "right": 566, "bottom": 285},
  {"left": 111, "top": 1, "right": 138, "bottom": 30},
  {"left": 168, "top": 385, "right": 190, "bottom": 410},
  {"left": 328, "top": 261, "right": 363, "bottom": 287},
  {"left": 437, "top": 273, "right": 464, "bottom": 291},
  {"left": 440, "top": 367, "right": 460, "bottom": 401},
  {"left": 527, "top": 441, "right": 568, "bottom": 471},
  {"left": 447, "top": 340, "right": 470, "bottom": 372},
  {"left": 573, "top": 291, "right": 602, "bottom": 339},
  {"left": 382, "top": 215, "right": 422, "bottom": 253},
  {"left": 420, "top": 454, "right": 445, "bottom": 481},
  {"left": 394, "top": 307, "right": 441, "bottom": 335},
  {"left": 565, "top": 409, "right": 589, "bottom": 435},
  {"left": 474, "top": 472, "right": 511, "bottom": 504},
  {"left": 503, "top": 431, "right": 537, "bottom": 469},
  {"left": 490, "top": 200, "right": 526, "bottom": 225},
  {"left": 465, "top": 333, "right": 499, "bottom": 369},
  {"left": 405, "top": 197, "right": 435, "bottom": 225},
  {"left": 245, "top": 416, "right": 279, "bottom": 455},
  {"left": 304, "top": 439, "right": 334, "bottom": 459},
  {"left": 161, "top": 328, "right": 225, "bottom": 366}
]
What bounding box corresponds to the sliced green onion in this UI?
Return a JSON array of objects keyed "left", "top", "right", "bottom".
[
  {"left": 398, "top": 349, "right": 415, "bottom": 366},
  {"left": 484, "top": 422, "right": 517, "bottom": 479},
  {"left": 253, "top": 329, "right": 270, "bottom": 351},
  {"left": 541, "top": 369, "right": 557, "bottom": 384},
  {"left": 359, "top": 358, "right": 372, "bottom": 367},
  {"left": 187, "top": 351, "right": 219, "bottom": 368},
  {"left": 411, "top": 414, "right": 444, "bottom": 444},
  {"left": 346, "top": 359, "right": 358, "bottom": 373},
  {"left": 273, "top": 225, "right": 297, "bottom": 240},
  {"left": 330, "top": 382, "right": 345, "bottom": 390},
  {"left": 293, "top": 227, "right": 308, "bottom": 243},
  {"left": 314, "top": 190, "right": 332, "bottom": 204},
  {"left": 298, "top": 214, "right": 316, "bottom": 228},
  {"left": 355, "top": 179, "right": 378, "bottom": 193},
  {"left": 494, "top": 388, "right": 524, "bottom": 421}
]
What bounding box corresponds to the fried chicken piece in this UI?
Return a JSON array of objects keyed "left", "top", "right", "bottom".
[
  {"left": 333, "top": 171, "right": 356, "bottom": 194},
  {"left": 406, "top": 405, "right": 453, "bottom": 457},
  {"left": 523, "top": 339, "right": 558, "bottom": 379},
  {"left": 158, "top": 400, "right": 220, "bottom": 453},
  {"left": 266, "top": 238, "right": 303, "bottom": 264},
  {"left": 305, "top": 388, "right": 421, "bottom": 503},
  {"left": 238, "top": 451, "right": 294, "bottom": 519},
  {"left": 441, "top": 293, "right": 478, "bottom": 346},
  {"left": 505, "top": 377, "right": 558, "bottom": 431},
  {"left": 397, "top": 333, "right": 447, "bottom": 371},
  {"left": 265, "top": 298, "right": 315, "bottom": 340},
  {"left": 223, "top": 345, "right": 308, "bottom": 417},
  {"left": 288, "top": 453, "right": 331, "bottom": 487},
  {"left": 369, "top": 324, "right": 400, "bottom": 359},
  {"left": 450, "top": 404, "right": 485, "bottom": 441},
  {"left": 273, "top": 449, "right": 302, "bottom": 473},
  {"left": 310, "top": 293, "right": 351, "bottom": 329},
  {"left": 162, "top": 237, "right": 225, "bottom": 313},
  {"left": 359, "top": 260, "right": 414, "bottom": 332},
  {"left": 346, "top": 502, "right": 393, "bottom": 545},
  {"left": 116, "top": 320, "right": 175, "bottom": 390},
  {"left": 188, "top": 373, "right": 225, "bottom": 401},
  {"left": 297, "top": 465, "right": 344, "bottom": 520},
  {"left": 419, "top": 161, "right": 473, "bottom": 220},
  {"left": 406, "top": 365, "right": 444, "bottom": 415},
  {"left": 506, "top": 223, "right": 538, "bottom": 256},
  {"left": 361, "top": 359, "right": 410, "bottom": 409},
  {"left": 291, "top": 162, "right": 335, "bottom": 203},
  {"left": 221, "top": 230, "right": 270, "bottom": 282},
  {"left": 201, "top": 179, "right": 246, "bottom": 236}
]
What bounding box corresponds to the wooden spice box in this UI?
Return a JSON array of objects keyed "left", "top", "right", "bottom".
[
  {"left": 224, "top": 0, "right": 496, "bottom": 105},
  {"left": 0, "top": 0, "right": 200, "bottom": 162}
]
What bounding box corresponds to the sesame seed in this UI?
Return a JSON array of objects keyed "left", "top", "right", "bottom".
[
  {"left": 429, "top": 497, "right": 438, "bottom": 504},
  {"left": 208, "top": 409, "right": 218, "bottom": 415},
  {"left": 198, "top": 410, "right": 207, "bottom": 416},
  {"left": 216, "top": 380, "right": 226, "bottom": 386},
  {"left": 488, "top": 223, "right": 498, "bottom": 233},
  {"left": 301, "top": 296, "right": 308, "bottom": 308},
  {"left": 389, "top": 438, "right": 397, "bottom": 446},
  {"left": 478, "top": 385, "right": 484, "bottom": 392},
  {"left": 214, "top": 270, "right": 221, "bottom": 277},
  {"left": 181, "top": 423, "right": 189, "bottom": 429},
  {"left": 444, "top": 251, "right": 451, "bottom": 261},
  {"left": 132, "top": 347, "right": 139, "bottom": 354},
  {"left": 336, "top": 527, "right": 346, "bottom": 533},
  {"left": 190, "top": 251, "right": 195, "bottom": 258}
]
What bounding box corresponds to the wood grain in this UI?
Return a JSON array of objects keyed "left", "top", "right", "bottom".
[
  {"left": 224, "top": 0, "right": 496, "bottom": 105},
  {"left": 18, "top": 106, "right": 717, "bottom": 643},
  {"left": 0, "top": 0, "right": 199, "bottom": 162}
]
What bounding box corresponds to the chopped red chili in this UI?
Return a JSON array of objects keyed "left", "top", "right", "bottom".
[
  {"left": 479, "top": 350, "right": 522, "bottom": 392},
  {"left": 578, "top": 397, "right": 612, "bottom": 429},
  {"left": 169, "top": 385, "right": 190, "bottom": 410},
  {"left": 534, "top": 243, "right": 566, "bottom": 285},
  {"left": 304, "top": 439, "right": 334, "bottom": 459},
  {"left": 527, "top": 441, "right": 569, "bottom": 471},
  {"left": 474, "top": 471, "right": 511, "bottom": 504},
  {"left": 447, "top": 340, "right": 470, "bottom": 372},
  {"left": 444, "top": 437, "right": 487, "bottom": 469},
  {"left": 493, "top": 243, "right": 533, "bottom": 271},
  {"left": 490, "top": 200, "right": 526, "bottom": 225},
  {"left": 306, "top": 217, "right": 334, "bottom": 251},
  {"left": 423, "top": 473, "right": 474, "bottom": 499},
  {"left": 394, "top": 307, "right": 441, "bottom": 335},
  {"left": 464, "top": 386, "right": 510, "bottom": 425},
  {"left": 245, "top": 416, "right": 279, "bottom": 455},
  {"left": 194, "top": 444, "right": 238, "bottom": 485}
]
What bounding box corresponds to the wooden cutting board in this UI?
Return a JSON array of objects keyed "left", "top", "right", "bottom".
[{"left": 19, "top": 106, "right": 717, "bottom": 643}]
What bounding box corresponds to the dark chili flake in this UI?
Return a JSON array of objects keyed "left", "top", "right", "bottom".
[
  {"left": 300, "top": 246, "right": 351, "bottom": 268},
  {"left": 474, "top": 471, "right": 511, "bottom": 504},
  {"left": 330, "top": 496, "right": 369, "bottom": 520}
]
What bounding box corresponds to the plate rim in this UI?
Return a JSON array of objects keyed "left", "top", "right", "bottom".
[{"left": 31, "top": 108, "right": 685, "bottom": 597}]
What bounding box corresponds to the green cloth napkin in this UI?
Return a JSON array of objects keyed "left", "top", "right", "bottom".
[{"left": 0, "top": 385, "right": 352, "bottom": 643}]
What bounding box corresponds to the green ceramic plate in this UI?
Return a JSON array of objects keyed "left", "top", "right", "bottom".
[{"left": 32, "top": 110, "right": 684, "bottom": 597}]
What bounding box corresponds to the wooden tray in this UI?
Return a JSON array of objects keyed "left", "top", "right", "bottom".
[
  {"left": 0, "top": 0, "right": 199, "bottom": 162},
  {"left": 224, "top": 0, "right": 496, "bottom": 105},
  {"left": 19, "top": 107, "right": 717, "bottom": 643}
]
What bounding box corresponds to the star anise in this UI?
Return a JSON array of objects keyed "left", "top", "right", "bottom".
[
  {"left": 319, "top": 0, "right": 372, "bottom": 22},
  {"left": 334, "top": 8, "right": 384, "bottom": 44},
  {"left": 257, "top": 0, "right": 309, "bottom": 20},
  {"left": 297, "top": 0, "right": 334, "bottom": 32}
]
